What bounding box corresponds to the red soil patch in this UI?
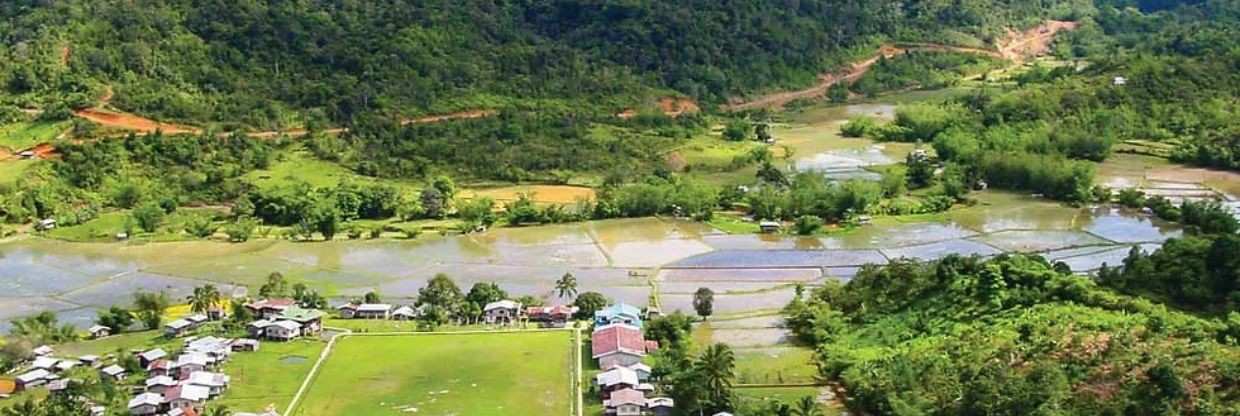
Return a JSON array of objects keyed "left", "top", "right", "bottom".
[
  {"left": 996, "top": 20, "right": 1079, "bottom": 62},
  {"left": 617, "top": 97, "right": 700, "bottom": 119},
  {"left": 74, "top": 108, "right": 201, "bottom": 135},
  {"left": 401, "top": 110, "right": 496, "bottom": 125},
  {"left": 29, "top": 143, "right": 57, "bottom": 159},
  {"left": 724, "top": 20, "right": 1076, "bottom": 111}
]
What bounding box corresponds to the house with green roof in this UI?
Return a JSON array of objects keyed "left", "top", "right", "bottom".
[{"left": 274, "top": 306, "right": 326, "bottom": 336}]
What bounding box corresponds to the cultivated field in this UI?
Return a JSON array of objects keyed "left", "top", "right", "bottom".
[{"left": 295, "top": 331, "right": 575, "bottom": 416}]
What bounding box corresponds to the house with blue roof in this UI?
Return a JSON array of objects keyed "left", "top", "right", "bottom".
[{"left": 594, "top": 303, "right": 643, "bottom": 329}]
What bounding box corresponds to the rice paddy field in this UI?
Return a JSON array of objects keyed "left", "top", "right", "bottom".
[{"left": 294, "top": 332, "right": 575, "bottom": 416}]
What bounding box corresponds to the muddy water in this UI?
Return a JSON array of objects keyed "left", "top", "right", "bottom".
[{"left": 0, "top": 191, "right": 1191, "bottom": 330}]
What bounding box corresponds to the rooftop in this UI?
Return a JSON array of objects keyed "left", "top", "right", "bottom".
[
  {"left": 275, "top": 306, "right": 326, "bottom": 322},
  {"left": 484, "top": 300, "right": 521, "bottom": 311},
  {"left": 591, "top": 324, "right": 647, "bottom": 358},
  {"left": 128, "top": 392, "right": 163, "bottom": 409}
]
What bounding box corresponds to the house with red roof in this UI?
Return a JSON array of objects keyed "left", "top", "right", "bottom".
[
  {"left": 244, "top": 299, "right": 297, "bottom": 319},
  {"left": 527, "top": 304, "right": 579, "bottom": 328},
  {"left": 592, "top": 324, "right": 649, "bottom": 369}
]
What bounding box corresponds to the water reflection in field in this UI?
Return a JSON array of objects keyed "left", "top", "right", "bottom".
[{"left": 0, "top": 194, "right": 1188, "bottom": 330}]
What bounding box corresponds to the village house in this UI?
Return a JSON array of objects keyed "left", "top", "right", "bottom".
[
  {"left": 391, "top": 305, "right": 418, "bottom": 320},
  {"left": 146, "top": 359, "right": 172, "bottom": 378},
  {"left": 145, "top": 376, "right": 178, "bottom": 395},
  {"left": 337, "top": 303, "right": 393, "bottom": 319},
  {"left": 139, "top": 348, "right": 168, "bottom": 367},
  {"left": 274, "top": 306, "right": 326, "bottom": 335},
  {"left": 265, "top": 320, "right": 302, "bottom": 341},
  {"left": 592, "top": 324, "right": 650, "bottom": 369},
  {"left": 127, "top": 392, "right": 163, "bottom": 415},
  {"left": 246, "top": 319, "right": 272, "bottom": 338},
  {"left": 759, "top": 220, "right": 782, "bottom": 233},
  {"left": 231, "top": 339, "right": 261, "bottom": 352},
  {"left": 527, "top": 305, "right": 579, "bottom": 327},
  {"left": 165, "top": 384, "right": 211, "bottom": 412},
  {"left": 186, "top": 371, "right": 230, "bottom": 396},
  {"left": 483, "top": 300, "right": 522, "bottom": 325},
  {"left": 594, "top": 304, "right": 644, "bottom": 329},
  {"left": 647, "top": 397, "right": 675, "bottom": 416},
  {"left": 244, "top": 298, "right": 297, "bottom": 319},
  {"left": 596, "top": 366, "right": 639, "bottom": 397},
  {"left": 55, "top": 359, "right": 78, "bottom": 372},
  {"left": 174, "top": 353, "right": 211, "bottom": 378},
  {"left": 185, "top": 336, "right": 233, "bottom": 363},
  {"left": 78, "top": 355, "right": 101, "bottom": 367},
  {"left": 31, "top": 356, "right": 58, "bottom": 370},
  {"left": 101, "top": 364, "right": 128, "bottom": 381},
  {"left": 164, "top": 319, "right": 195, "bottom": 338},
  {"left": 605, "top": 388, "right": 646, "bottom": 416},
  {"left": 32, "top": 345, "right": 54, "bottom": 356},
  {"left": 88, "top": 325, "right": 112, "bottom": 339},
  {"left": 626, "top": 363, "right": 652, "bottom": 381},
  {"left": 15, "top": 369, "right": 51, "bottom": 391}
]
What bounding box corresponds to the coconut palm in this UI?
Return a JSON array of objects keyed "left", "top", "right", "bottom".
[
  {"left": 555, "top": 272, "right": 578, "bottom": 300},
  {"left": 792, "top": 396, "right": 822, "bottom": 416},
  {"left": 188, "top": 284, "right": 222, "bottom": 316},
  {"left": 695, "top": 343, "right": 736, "bottom": 412}
]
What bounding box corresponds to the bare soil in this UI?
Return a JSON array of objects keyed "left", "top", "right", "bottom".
[
  {"left": 73, "top": 108, "right": 201, "bottom": 135},
  {"left": 724, "top": 20, "right": 1078, "bottom": 111},
  {"left": 617, "top": 97, "right": 701, "bottom": 119}
]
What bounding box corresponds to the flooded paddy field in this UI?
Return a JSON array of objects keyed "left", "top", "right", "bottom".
[{"left": 0, "top": 190, "right": 1192, "bottom": 331}]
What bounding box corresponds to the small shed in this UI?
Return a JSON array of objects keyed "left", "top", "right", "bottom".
[
  {"left": 88, "top": 325, "right": 112, "bottom": 339},
  {"left": 759, "top": 221, "right": 782, "bottom": 233}
]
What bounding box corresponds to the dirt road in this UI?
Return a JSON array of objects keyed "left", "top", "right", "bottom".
[{"left": 723, "top": 20, "right": 1077, "bottom": 111}]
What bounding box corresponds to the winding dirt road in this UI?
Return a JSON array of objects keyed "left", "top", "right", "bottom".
[{"left": 723, "top": 20, "right": 1078, "bottom": 112}]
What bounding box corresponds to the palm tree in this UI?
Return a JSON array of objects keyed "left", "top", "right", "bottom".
[
  {"left": 792, "top": 396, "right": 822, "bottom": 416},
  {"left": 695, "top": 343, "right": 736, "bottom": 412},
  {"left": 188, "top": 285, "right": 222, "bottom": 317},
  {"left": 555, "top": 272, "right": 578, "bottom": 300},
  {"left": 207, "top": 405, "right": 232, "bottom": 416}
]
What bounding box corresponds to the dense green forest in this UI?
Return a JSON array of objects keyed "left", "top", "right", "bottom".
[
  {"left": 785, "top": 247, "right": 1240, "bottom": 415},
  {"left": 0, "top": 0, "right": 1088, "bottom": 127}
]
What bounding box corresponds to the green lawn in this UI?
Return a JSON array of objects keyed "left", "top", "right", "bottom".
[
  {"left": 296, "top": 332, "right": 574, "bottom": 416},
  {"left": 57, "top": 330, "right": 173, "bottom": 356},
  {"left": 735, "top": 347, "right": 819, "bottom": 385},
  {"left": 243, "top": 148, "right": 420, "bottom": 193},
  {"left": 216, "top": 339, "right": 327, "bottom": 413},
  {"left": 737, "top": 386, "right": 839, "bottom": 415},
  {"left": 0, "top": 121, "right": 68, "bottom": 150},
  {"left": 46, "top": 208, "right": 227, "bottom": 242},
  {"left": 0, "top": 159, "right": 35, "bottom": 185}
]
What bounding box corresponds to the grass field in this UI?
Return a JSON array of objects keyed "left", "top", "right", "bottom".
[
  {"left": 0, "top": 121, "right": 68, "bottom": 150},
  {"left": 296, "top": 332, "right": 575, "bottom": 416},
  {"left": 0, "top": 159, "right": 35, "bottom": 185},
  {"left": 737, "top": 386, "right": 839, "bottom": 415},
  {"left": 243, "top": 148, "right": 421, "bottom": 193},
  {"left": 217, "top": 339, "right": 327, "bottom": 413}
]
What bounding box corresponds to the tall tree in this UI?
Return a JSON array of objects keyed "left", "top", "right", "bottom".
[
  {"left": 188, "top": 284, "right": 222, "bottom": 316},
  {"left": 133, "top": 291, "right": 170, "bottom": 330},
  {"left": 696, "top": 343, "right": 736, "bottom": 413},
  {"left": 555, "top": 272, "right": 579, "bottom": 300},
  {"left": 693, "top": 287, "right": 715, "bottom": 319}
]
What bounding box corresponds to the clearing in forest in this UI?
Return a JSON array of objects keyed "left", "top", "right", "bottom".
[
  {"left": 724, "top": 20, "right": 1078, "bottom": 111},
  {"left": 465, "top": 185, "right": 597, "bottom": 205},
  {"left": 295, "top": 332, "right": 575, "bottom": 416}
]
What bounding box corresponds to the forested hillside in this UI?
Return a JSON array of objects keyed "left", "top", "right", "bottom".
[{"left": 0, "top": 0, "right": 1088, "bottom": 127}]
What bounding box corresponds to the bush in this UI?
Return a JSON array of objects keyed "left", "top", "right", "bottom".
[
  {"left": 841, "top": 116, "right": 878, "bottom": 138},
  {"left": 795, "top": 215, "right": 823, "bottom": 235}
]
